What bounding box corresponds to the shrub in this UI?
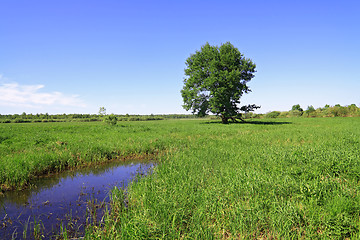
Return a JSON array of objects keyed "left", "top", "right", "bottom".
[
  {"left": 330, "top": 106, "right": 349, "bottom": 117},
  {"left": 289, "top": 110, "right": 303, "bottom": 117},
  {"left": 347, "top": 104, "right": 359, "bottom": 116},
  {"left": 129, "top": 117, "right": 140, "bottom": 121},
  {"left": 12, "top": 118, "right": 30, "bottom": 123},
  {"left": 278, "top": 111, "right": 289, "bottom": 118},
  {"left": 291, "top": 104, "right": 303, "bottom": 112},
  {"left": 253, "top": 114, "right": 264, "bottom": 119},
  {"left": 104, "top": 114, "right": 117, "bottom": 125},
  {"left": 266, "top": 111, "right": 281, "bottom": 118}
]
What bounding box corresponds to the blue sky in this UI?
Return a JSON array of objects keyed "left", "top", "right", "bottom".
[{"left": 1, "top": 0, "right": 359, "bottom": 114}]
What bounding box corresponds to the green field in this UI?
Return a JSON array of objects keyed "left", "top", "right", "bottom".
[{"left": 1, "top": 118, "right": 360, "bottom": 239}]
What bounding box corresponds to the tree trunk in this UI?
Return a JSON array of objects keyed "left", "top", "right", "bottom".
[{"left": 221, "top": 116, "right": 229, "bottom": 124}]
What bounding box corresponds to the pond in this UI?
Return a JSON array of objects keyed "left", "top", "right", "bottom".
[{"left": 0, "top": 160, "right": 155, "bottom": 239}]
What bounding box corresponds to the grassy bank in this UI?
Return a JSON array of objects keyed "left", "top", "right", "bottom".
[
  {"left": 2, "top": 118, "right": 360, "bottom": 238},
  {"left": 0, "top": 120, "right": 187, "bottom": 191}
]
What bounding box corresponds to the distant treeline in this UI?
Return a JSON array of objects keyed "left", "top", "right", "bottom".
[
  {"left": 1, "top": 104, "right": 359, "bottom": 123},
  {"left": 0, "top": 113, "right": 203, "bottom": 123},
  {"left": 247, "top": 104, "right": 360, "bottom": 119}
]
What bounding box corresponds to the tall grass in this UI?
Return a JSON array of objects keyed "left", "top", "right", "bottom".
[
  {"left": 2, "top": 118, "right": 360, "bottom": 238},
  {"left": 88, "top": 118, "right": 360, "bottom": 239}
]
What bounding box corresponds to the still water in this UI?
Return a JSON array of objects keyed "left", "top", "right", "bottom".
[{"left": 0, "top": 160, "right": 154, "bottom": 239}]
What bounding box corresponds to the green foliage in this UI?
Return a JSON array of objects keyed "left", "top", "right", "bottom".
[
  {"left": 12, "top": 118, "right": 29, "bottom": 123},
  {"left": 181, "top": 42, "right": 257, "bottom": 123},
  {"left": 278, "top": 111, "right": 289, "bottom": 118},
  {"left": 289, "top": 109, "right": 303, "bottom": 117},
  {"left": 98, "top": 107, "right": 106, "bottom": 116},
  {"left": 348, "top": 104, "right": 359, "bottom": 114},
  {"left": 265, "top": 111, "right": 281, "bottom": 118},
  {"left": 0, "top": 113, "right": 193, "bottom": 124},
  {"left": 331, "top": 105, "right": 349, "bottom": 117},
  {"left": 291, "top": 104, "right": 303, "bottom": 112},
  {"left": 104, "top": 114, "right": 118, "bottom": 125},
  {"left": 2, "top": 119, "right": 360, "bottom": 238},
  {"left": 261, "top": 104, "right": 360, "bottom": 119},
  {"left": 303, "top": 105, "right": 316, "bottom": 117},
  {"left": 1, "top": 104, "right": 358, "bottom": 124},
  {"left": 306, "top": 105, "right": 315, "bottom": 113}
]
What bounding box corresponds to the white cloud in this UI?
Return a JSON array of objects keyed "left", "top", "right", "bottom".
[{"left": 0, "top": 82, "right": 86, "bottom": 108}]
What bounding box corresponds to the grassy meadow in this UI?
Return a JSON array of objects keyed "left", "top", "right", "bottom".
[{"left": 1, "top": 118, "right": 360, "bottom": 239}]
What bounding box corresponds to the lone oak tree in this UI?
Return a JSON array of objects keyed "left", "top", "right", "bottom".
[{"left": 181, "top": 42, "right": 259, "bottom": 124}]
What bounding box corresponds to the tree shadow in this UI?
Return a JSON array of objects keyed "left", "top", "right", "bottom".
[
  {"left": 241, "top": 120, "right": 292, "bottom": 125},
  {"left": 201, "top": 120, "right": 292, "bottom": 125}
]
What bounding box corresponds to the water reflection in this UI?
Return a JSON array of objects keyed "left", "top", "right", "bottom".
[{"left": 0, "top": 160, "right": 154, "bottom": 239}]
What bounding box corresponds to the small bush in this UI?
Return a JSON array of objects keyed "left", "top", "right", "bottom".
[
  {"left": 289, "top": 110, "right": 303, "bottom": 117},
  {"left": 253, "top": 114, "right": 264, "bottom": 119},
  {"left": 266, "top": 111, "right": 281, "bottom": 118},
  {"left": 129, "top": 117, "right": 140, "bottom": 121},
  {"left": 104, "top": 114, "right": 117, "bottom": 125},
  {"left": 278, "top": 111, "right": 289, "bottom": 118},
  {"left": 12, "top": 118, "right": 30, "bottom": 123}
]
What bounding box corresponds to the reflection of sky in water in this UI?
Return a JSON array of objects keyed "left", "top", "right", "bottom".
[{"left": 0, "top": 161, "right": 154, "bottom": 239}]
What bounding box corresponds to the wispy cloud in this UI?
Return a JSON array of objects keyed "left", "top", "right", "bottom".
[{"left": 0, "top": 82, "right": 86, "bottom": 108}]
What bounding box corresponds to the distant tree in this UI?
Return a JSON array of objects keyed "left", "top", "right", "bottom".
[
  {"left": 348, "top": 103, "right": 357, "bottom": 109},
  {"left": 304, "top": 105, "right": 316, "bottom": 117},
  {"left": 291, "top": 104, "right": 303, "bottom": 112},
  {"left": 330, "top": 105, "right": 348, "bottom": 117},
  {"left": 98, "top": 107, "right": 106, "bottom": 116},
  {"left": 289, "top": 104, "right": 303, "bottom": 117},
  {"left": 348, "top": 104, "right": 359, "bottom": 116},
  {"left": 306, "top": 105, "right": 315, "bottom": 113},
  {"left": 181, "top": 42, "right": 259, "bottom": 124}
]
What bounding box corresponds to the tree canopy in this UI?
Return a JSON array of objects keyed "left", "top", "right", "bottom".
[
  {"left": 291, "top": 104, "right": 303, "bottom": 112},
  {"left": 181, "top": 42, "right": 259, "bottom": 123}
]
